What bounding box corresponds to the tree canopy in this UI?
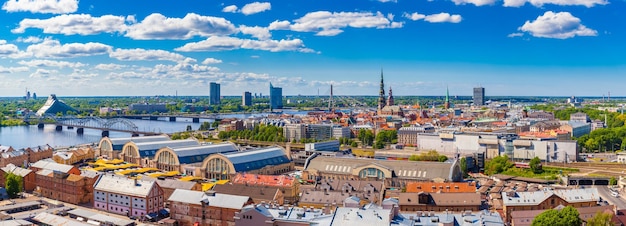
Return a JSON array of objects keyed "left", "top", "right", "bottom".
[
  {"left": 484, "top": 155, "right": 513, "bottom": 175},
  {"left": 529, "top": 157, "right": 543, "bottom": 174},
  {"left": 532, "top": 206, "right": 582, "bottom": 226},
  {"left": 586, "top": 211, "right": 615, "bottom": 226},
  {"left": 5, "top": 173, "right": 22, "bottom": 198}
]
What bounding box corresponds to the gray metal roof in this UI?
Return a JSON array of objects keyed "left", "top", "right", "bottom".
[
  {"left": 94, "top": 174, "right": 158, "bottom": 197},
  {"left": 108, "top": 135, "right": 171, "bottom": 146},
  {"left": 0, "top": 219, "right": 33, "bottom": 226},
  {"left": 30, "top": 160, "right": 75, "bottom": 173},
  {"left": 170, "top": 143, "right": 238, "bottom": 157},
  {"left": 67, "top": 208, "right": 134, "bottom": 226},
  {"left": 223, "top": 147, "right": 290, "bottom": 172},
  {"left": 131, "top": 139, "right": 199, "bottom": 151},
  {"left": 502, "top": 188, "right": 599, "bottom": 206},
  {"left": 32, "top": 212, "right": 93, "bottom": 226},
  {"left": 168, "top": 189, "right": 250, "bottom": 210},
  {"left": 0, "top": 164, "right": 32, "bottom": 177}
]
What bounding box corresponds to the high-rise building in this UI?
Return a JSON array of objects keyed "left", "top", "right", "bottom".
[
  {"left": 269, "top": 83, "right": 283, "bottom": 110},
  {"left": 377, "top": 69, "right": 386, "bottom": 113},
  {"left": 242, "top": 91, "right": 252, "bottom": 106},
  {"left": 473, "top": 87, "right": 485, "bottom": 106},
  {"left": 209, "top": 82, "right": 220, "bottom": 105}
]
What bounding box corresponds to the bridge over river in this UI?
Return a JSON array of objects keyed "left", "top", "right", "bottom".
[{"left": 24, "top": 115, "right": 161, "bottom": 137}]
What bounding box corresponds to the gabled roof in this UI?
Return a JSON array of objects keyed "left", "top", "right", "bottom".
[
  {"left": 142, "top": 178, "right": 198, "bottom": 190},
  {"left": 168, "top": 189, "right": 250, "bottom": 210},
  {"left": 107, "top": 135, "right": 171, "bottom": 146},
  {"left": 502, "top": 188, "right": 599, "bottom": 206},
  {"left": 223, "top": 147, "right": 290, "bottom": 172},
  {"left": 94, "top": 175, "right": 158, "bottom": 197},
  {"left": 30, "top": 160, "right": 75, "bottom": 173},
  {"left": 0, "top": 164, "right": 32, "bottom": 177}
]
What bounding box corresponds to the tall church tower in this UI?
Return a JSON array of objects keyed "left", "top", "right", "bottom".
[
  {"left": 377, "top": 69, "right": 386, "bottom": 113},
  {"left": 387, "top": 86, "right": 394, "bottom": 106},
  {"left": 444, "top": 86, "right": 450, "bottom": 109}
]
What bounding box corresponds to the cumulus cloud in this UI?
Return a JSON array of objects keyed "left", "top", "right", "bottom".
[
  {"left": 18, "top": 59, "right": 86, "bottom": 68},
  {"left": 95, "top": 63, "right": 125, "bottom": 70},
  {"left": 504, "top": 0, "right": 607, "bottom": 7},
  {"left": 202, "top": 58, "right": 223, "bottom": 64},
  {"left": 12, "top": 14, "right": 128, "bottom": 35},
  {"left": 269, "top": 11, "right": 403, "bottom": 36},
  {"left": 403, "top": 12, "right": 462, "bottom": 23},
  {"left": 16, "top": 36, "right": 44, "bottom": 43},
  {"left": 518, "top": 11, "right": 597, "bottom": 39},
  {"left": 378, "top": 0, "right": 398, "bottom": 2},
  {"left": 0, "top": 66, "right": 29, "bottom": 73},
  {"left": 241, "top": 2, "right": 271, "bottom": 15},
  {"left": 0, "top": 40, "right": 20, "bottom": 56},
  {"left": 29, "top": 68, "right": 57, "bottom": 78},
  {"left": 110, "top": 48, "right": 192, "bottom": 63},
  {"left": 175, "top": 36, "right": 314, "bottom": 53},
  {"left": 452, "top": 0, "right": 497, "bottom": 6},
  {"left": 125, "top": 13, "right": 237, "bottom": 40},
  {"left": 222, "top": 5, "right": 238, "bottom": 13},
  {"left": 239, "top": 25, "right": 271, "bottom": 40},
  {"left": 2, "top": 0, "right": 78, "bottom": 14},
  {"left": 24, "top": 39, "right": 112, "bottom": 58}
]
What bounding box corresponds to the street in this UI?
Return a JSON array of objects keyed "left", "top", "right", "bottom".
[{"left": 595, "top": 186, "right": 626, "bottom": 209}]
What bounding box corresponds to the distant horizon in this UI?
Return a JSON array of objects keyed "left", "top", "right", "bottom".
[{"left": 1, "top": 0, "right": 625, "bottom": 96}]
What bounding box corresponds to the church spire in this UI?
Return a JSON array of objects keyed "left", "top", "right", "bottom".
[
  {"left": 387, "top": 86, "right": 394, "bottom": 106},
  {"left": 377, "top": 68, "right": 386, "bottom": 112}
]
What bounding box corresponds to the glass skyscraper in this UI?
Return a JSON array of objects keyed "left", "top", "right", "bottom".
[{"left": 269, "top": 83, "right": 283, "bottom": 110}]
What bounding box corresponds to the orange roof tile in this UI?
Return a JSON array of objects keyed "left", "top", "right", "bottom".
[
  {"left": 231, "top": 173, "right": 295, "bottom": 187},
  {"left": 405, "top": 182, "right": 476, "bottom": 193}
]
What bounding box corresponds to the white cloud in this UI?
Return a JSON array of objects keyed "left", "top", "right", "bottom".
[
  {"left": 425, "top": 13, "right": 462, "bottom": 23},
  {"left": 241, "top": 2, "right": 271, "bottom": 15},
  {"left": 0, "top": 40, "right": 19, "bottom": 56},
  {"left": 239, "top": 25, "right": 271, "bottom": 40},
  {"left": 222, "top": 5, "right": 238, "bottom": 13},
  {"left": 16, "top": 36, "right": 43, "bottom": 43},
  {"left": 12, "top": 14, "right": 128, "bottom": 35},
  {"left": 507, "top": 32, "right": 524, "bottom": 37},
  {"left": 269, "top": 11, "right": 402, "bottom": 36},
  {"left": 29, "top": 68, "right": 57, "bottom": 78},
  {"left": 504, "top": 0, "right": 607, "bottom": 7},
  {"left": 18, "top": 59, "right": 86, "bottom": 68},
  {"left": 2, "top": 0, "right": 78, "bottom": 14},
  {"left": 403, "top": 12, "right": 462, "bottom": 23},
  {"left": 110, "top": 48, "right": 192, "bottom": 63},
  {"left": 378, "top": 0, "right": 398, "bottom": 2},
  {"left": 24, "top": 39, "right": 112, "bottom": 58},
  {"left": 518, "top": 11, "right": 597, "bottom": 39},
  {"left": 452, "top": 0, "right": 497, "bottom": 6},
  {"left": 0, "top": 66, "right": 29, "bottom": 73},
  {"left": 403, "top": 12, "right": 426, "bottom": 21},
  {"left": 202, "top": 58, "right": 223, "bottom": 64},
  {"left": 95, "top": 63, "right": 125, "bottom": 70},
  {"left": 175, "top": 36, "right": 314, "bottom": 53},
  {"left": 125, "top": 13, "right": 237, "bottom": 40}
]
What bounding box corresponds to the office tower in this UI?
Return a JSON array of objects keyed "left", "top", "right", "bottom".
[
  {"left": 377, "top": 69, "right": 386, "bottom": 112},
  {"left": 269, "top": 83, "right": 283, "bottom": 110},
  {"left": 209, "top": 82, "right": 220, "bottom": 105},
  {"left": 473, "top": 87, "right": 485, "bottom": 106},
  {"left": 242, "top": 91, "right": 252, "bottom": 106}
]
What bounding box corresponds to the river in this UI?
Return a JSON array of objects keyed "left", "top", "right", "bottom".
[{"left": 0, "top": 110, "right": 307, "bottom": 149}]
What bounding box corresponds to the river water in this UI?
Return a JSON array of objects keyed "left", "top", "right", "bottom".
[{"left": 0, "top": 111, "right": 305, "bottom": 148}]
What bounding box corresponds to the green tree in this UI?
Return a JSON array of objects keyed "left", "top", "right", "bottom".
[
  {"left": 586, "top": 211, "right": 615, "bottom": 226},
  {"left": 484, "top": 155, "right": 513, "bottom": 175},
  {"left": 610, "top": 177, "right": 618, "bottom": 186},
  {"left": 530, "top": 157, "right": 543, "bottom": 174},
  {"left": 460, "top": 157, "right": 469, "bottom": 177},
  {"left": 5, "top": 172, "right": 22, "bottom": 198},
  {"left": 532, "top": 206, "right": 581, "bottom": 226}
]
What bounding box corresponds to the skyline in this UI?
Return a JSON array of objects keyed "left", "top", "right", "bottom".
[{"left": 0, "top": 0, "right": 625, "bottom": 97}]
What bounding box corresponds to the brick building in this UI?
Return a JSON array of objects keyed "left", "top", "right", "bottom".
[
  {"left": 168, "top": 189, "right": 252, "bottom": 226},
  {"left": 0, "top": 146, "right": 27, "bottom": 168},
  {"left": 0, "top": 164, "right": 35, "bottom": 192},
  {"left": 502, "top": 188, "right": 599, "bottom": 223},
  {"left": 94, "top": 175, "right": 164, "bottom": 218},
  {"left": 33, "top": 161, "right": 99, "bottom": 205}
]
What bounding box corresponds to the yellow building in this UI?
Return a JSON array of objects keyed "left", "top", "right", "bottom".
[{"left": 53, "top": 147, "right": 95, "bottom": 165}]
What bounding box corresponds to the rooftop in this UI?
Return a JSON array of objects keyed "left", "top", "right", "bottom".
[
  {"left": 168, "top": 189, "right": 251, "bottom": 210},
  {"left": 94, "top": 174, "right": 157, "bottom": 197},
  {"left": 231, "top": 174, "right": 296, "bottom": 187}
]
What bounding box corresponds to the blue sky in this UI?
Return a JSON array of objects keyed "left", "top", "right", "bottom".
[{"left": 0, "top": 0, "right": 624, "bottom": 97}]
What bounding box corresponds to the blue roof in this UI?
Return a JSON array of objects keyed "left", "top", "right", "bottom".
[
  {"left": 170, "top": 143, "right": 238, "bottom": 164},
  {"left": 223, "top": 147, "right": 291, "bottom": 172}
]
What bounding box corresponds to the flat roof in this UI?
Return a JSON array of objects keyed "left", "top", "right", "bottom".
[{"left": 67, "top": 208, "right": 134, "bottom": 226}]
